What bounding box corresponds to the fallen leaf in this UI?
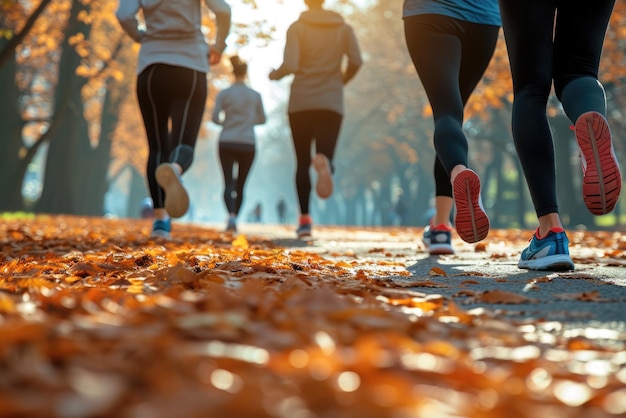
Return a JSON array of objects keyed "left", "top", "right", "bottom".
[
  {"left": 428, "top": 267, "right": 447, "bottom": 276},
  {"left": 476, "top": 290, "right": 536, "bottom": 304},
  {"left": 232, "top": 235, "right": 249, "bottom": 249}
]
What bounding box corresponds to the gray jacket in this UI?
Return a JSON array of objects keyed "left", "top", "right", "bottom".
[
  {"left": 116, "top": 0, "right": 231, "bottom": 74},
  {"left": 272, "top": 9, "right": 363, "bottom": 115},
  {"left": 212, "top": 83, "right": 266, "bottom": 145}
]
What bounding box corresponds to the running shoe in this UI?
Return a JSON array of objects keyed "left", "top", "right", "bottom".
[
  {"left": 225, "top": 216, "right": 237, "bottom": 233},
  {"left": 518, "top": 228, "right": 574, "bottom": 271},
  {"left": 312, "top": 154, "right": 333, "bottom": 199},
  {"left": 151, "top": 218, "right": 171, "bottom": 239},
  {"left": 575, "top": 111, "right": 621, "bottom": 215},
  {"left": 453, "top": 168, "right": 489, "bottom": 243},
  {"left": 296, "top": 223, "right": 312, "bottom": 240},
  {"left": 422, "top": 223, "right": 454, "bottom": 255},
  {"left": 155, "top": 163, "right": 189, "bottom": 218},
  {"left": 296, "top": 215, "right": 313, "bottom": 240}
]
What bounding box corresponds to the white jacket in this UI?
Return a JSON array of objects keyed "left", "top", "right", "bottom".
[{"left": 116, "top": 0, "right": 231, "bottom": 74}]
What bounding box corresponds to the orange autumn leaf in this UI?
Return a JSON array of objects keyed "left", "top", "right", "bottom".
[
  {"left": 0, "top": 294, "right": 16, "bottom": 313},
  {"left": 232, "top": 234, "right": 249, "bottom": 249},
  {"left": 476, "top": 290, "right": 536, "bottom": 304},
  {"left": 394, "top": 279, "right": 447, "bottom": 288},
  {"left": 385, "top": 297, "right": 442, "bottom": 312},
  {"left": 165, "top": 264, "right": 198, "bottom": 284},
  {"left": 0, "top": 214, "right": 622, "bottom": 418},
  {"left": 428, "top": 266, "right": 447, "bottom": 276},
  {"left": 334, "top": 260, "right": 353, "bottom": 269},
  {"left": 555, "top": 290, "right": 609, "bottom": 302}
]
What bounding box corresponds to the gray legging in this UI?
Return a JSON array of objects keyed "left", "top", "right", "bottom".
[
  {"left": 404, "top": 14, "right": 499, "bottom": 198},
  {"left": 499, "top": 0, "right": 615, "bottom": 217}
]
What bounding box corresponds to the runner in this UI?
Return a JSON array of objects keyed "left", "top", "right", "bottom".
[
  {"left": 213, "top": 56, "right": 266, "bottom": 233},
  {"left": 499, "top": 0, "right": 621, "bottom": 270},
  {"left": 403, "top": 0, "right": 500, "bottom": 253},
  {"left": 116, "top": 0, "right": 231, "bottom": 238},
  {"left": 269, "top": 0, "right": 362, "bottom": 239}
]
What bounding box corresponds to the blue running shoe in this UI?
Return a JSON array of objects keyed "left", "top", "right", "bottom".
[
  {"left": 225, "top": 216, "right": 237, "bottom": 233},
  {"left": 151, "top": 218, "right": 172, "bottom": 239},
  {"left": 518, "top": 228, "right": 574, "bottom": 271},
  {"left": 423, "top": 223, "right": 454, "bottom": 255}
]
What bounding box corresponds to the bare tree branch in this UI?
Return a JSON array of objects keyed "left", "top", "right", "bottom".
[{"left": 0, "top": 0, "right": 54, "bottom": 69}]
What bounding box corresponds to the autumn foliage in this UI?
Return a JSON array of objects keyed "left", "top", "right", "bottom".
[{"left": 0, "top": 215, "right": 625, "bottom": 417}]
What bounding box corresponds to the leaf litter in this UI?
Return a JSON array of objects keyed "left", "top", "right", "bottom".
[{"left": 0, "top": 216, "right": 624, "bottom": 418}]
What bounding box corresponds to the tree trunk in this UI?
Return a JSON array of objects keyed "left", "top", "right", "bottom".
[
  {"left": 411, "top": 161, "right": 434, "bottom": 226},
  {"left": 35, "top": 0, "right": 93, "bottom": 215},
  {"left": 0, "top": 50, "right": 27, "bottom": 211},
  {"left": 343, "top": 184, "right": 358, "bottom": 225},
  {"left": 126, "top": 165, "right": 148, "bottom": 219},
  {"left": 76, "top": 82, "right": 120, "bottom": 216},
  {"left": 512, "top": 156, "right": 528, "bottom": 229},
  {"left": 486, "top": 148, "right": 503, "bottom": 227}
]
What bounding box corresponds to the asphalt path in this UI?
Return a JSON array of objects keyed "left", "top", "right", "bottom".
[{"left": 227, "top": 223, "right": 626, "bottom": 335}]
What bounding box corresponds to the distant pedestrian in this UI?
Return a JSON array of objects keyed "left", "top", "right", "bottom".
[
  {"left": 115, "top": 0, "right": 231, "bottom": 239},
  {"left": 213, "top": 56, "right": 266, "bottom": 233},
  {"left": 403, "top": 0, "right": 500, "bottom": 254},
  {"left": 140, "top": 197, "right": 154, "bottom": 219},
  {"left": 394, "top": 191, "right": 409, "bottom": 226},
  {"left": 276, "top": 198, "right": 287, "bottom": 224},
  {"left": 252, "top": 203, "right": 262, "bottom": 223},
  {"left": 269, "top": 0, "right": 362, "bottom": 239},
  {"left": 499, "top": 0, "right": 621, "bottom": 271}
]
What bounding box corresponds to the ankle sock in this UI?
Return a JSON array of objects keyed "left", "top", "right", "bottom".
[{"left": 536, "top": 227, "right": 564, "bottom": 239}]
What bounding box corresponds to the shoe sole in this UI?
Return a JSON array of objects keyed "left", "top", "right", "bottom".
[
  {"left": 576, "top": 111, "right": 621, "bottom": 215},
  {"left": 297, "top": 228, "right": 312, "bottom": 240},
  {"left": 313, "top": 154, "right": 333, "bottom": 199},
  {"left": 518, "top": 254, "right": 574, "bottom": 271},
  {"left": 428, "top": 244, "right": 454, "bottom": 255},
  {"left": 150, "top": 230, "right": 171, "bottom": 239},
  {"left": 453, "top": 169, "right": 489, "bottom": 243},
  {"left": 155, "top": 164, "right": 189, "bottom": 218}
]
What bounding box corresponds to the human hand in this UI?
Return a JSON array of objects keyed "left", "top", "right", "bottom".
[
  {"left": 269, "top": 70, "right": 279, "bottom": 80},
  {"left": 209, "top": 49, "right": 222, "bottom": 65}
]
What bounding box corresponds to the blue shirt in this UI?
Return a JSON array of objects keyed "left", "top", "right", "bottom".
[{"left": 403, "top": 0, "right": 501, "bottom": 26}]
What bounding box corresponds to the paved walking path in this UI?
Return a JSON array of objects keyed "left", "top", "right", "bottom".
[{"left": 225, "top": 223, "right": 626, "bottom": 331}]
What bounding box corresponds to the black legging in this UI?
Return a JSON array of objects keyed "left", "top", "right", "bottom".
[
  {"left": 404, "top": 14, "right": 499, "bottom": 198},
  {"left": 219, "top": 142, "right": 256, "bottom": 215},
  {"left": 288, "top": 110, "right": 342, "bottom": 215},
  {"left": 499, "top": 0, "right": 615, "bottom": 217},
  {"left": 137, "top": 64, "right": 207, "bottom": 209}
]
